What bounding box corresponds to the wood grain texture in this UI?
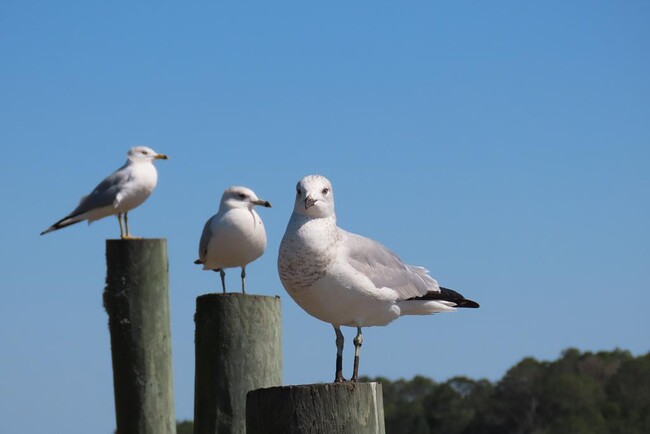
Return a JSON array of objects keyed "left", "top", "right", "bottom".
[
  {"left": 247, "top": 382, "right": 385, "bottom": 434},
  {"left": 194, "top": 293, "right": 282, "bottom": 434},
  {"left": 104, "top": 239, "right": 176, "bottom": 434}
]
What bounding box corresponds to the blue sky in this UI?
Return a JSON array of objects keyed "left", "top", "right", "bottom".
[{"left": 1, "top": 1, "right": 648, "bottom": 433}]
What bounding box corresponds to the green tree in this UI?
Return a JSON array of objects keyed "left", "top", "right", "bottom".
[
  {"left": 366, "top": 375, "right": 435, "bottom": 434},
  {"left": 605, "top": 353, "right": 650, "bottom": 433},
  {"left": 423, "top": 377, "right": 493, "bottom": 434},
  {"left": 172, "top": 348, "right": 650, "bottom": 434},
  {"left": 472, "top": 357, "right": 546, "bottom": 434},
  {"left": 176, "top": 420, "right": 193, "bottom": 434}
]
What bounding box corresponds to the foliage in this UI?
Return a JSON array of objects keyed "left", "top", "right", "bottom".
[
  {"left": 176, "top": 420, "right": 193, "bottom": 434},
  {"left": 363, "top": 348, "right": 650, "bottom": 434}
]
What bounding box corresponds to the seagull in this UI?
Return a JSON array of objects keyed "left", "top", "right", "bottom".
[
  {"left": 41, "top": 146, "right": 168, "bottom": 239},
  {"left": 195, "top": 186, "right": 272, "bottom": 294},
  {"left": 278, "top": 174, "right": 479, "bottom": 382}
]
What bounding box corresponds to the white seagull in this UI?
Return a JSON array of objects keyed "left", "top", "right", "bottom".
[
  {"left": 195, "top": 186, "right": 272, "bottom": 294},
  {"left": 278, "top": 174, "right": 479, "bottom": 382},
  {"left": 41, "top": 146, "right": 168, "bottom": 239}
]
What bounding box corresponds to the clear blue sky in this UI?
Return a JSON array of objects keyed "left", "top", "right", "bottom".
[{"left": 1, "top": 1, "right": 648, "bottom": 433}]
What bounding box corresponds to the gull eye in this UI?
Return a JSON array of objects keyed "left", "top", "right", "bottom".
[
  {"left": 296, "top": 188, "right": 301, "bottom": 197},
  {"left": 322, "top": 187, "right": 329, "bottom": 195},
  {"left": 238, "top": 193, "right": 247, "bottom": 199}
]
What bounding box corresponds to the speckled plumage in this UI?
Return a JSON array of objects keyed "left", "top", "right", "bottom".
[{"left": 278, "top": 213, "right": 338, "bottom": 292}]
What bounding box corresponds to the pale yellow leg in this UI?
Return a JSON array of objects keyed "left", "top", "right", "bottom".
[
  {"left": 117, "top": 213, "right": 125, "bottom": 239},
  {"left": 123, "top": 212, "right": 142, "bottom": 239}
]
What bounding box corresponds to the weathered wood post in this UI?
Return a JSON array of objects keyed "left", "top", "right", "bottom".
[
  {"left": 246, "top": 382, "right": 385, "bottom": 434},
  {"left": 103, "top": 239, "right": 176, "bottom": 434},
  {"left": 194, "top": 293, "right": 282, "bottom": 434}
]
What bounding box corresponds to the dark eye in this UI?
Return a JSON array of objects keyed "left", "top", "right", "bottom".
[
  {"left": 238, "top": 193, "right": 247, "bottom": 199},
  {"left": 322, "top": 188, "right": 329, "bottom": 195},
  {"left": 296, "top": 188, "right": 301, "bottom": 197}
]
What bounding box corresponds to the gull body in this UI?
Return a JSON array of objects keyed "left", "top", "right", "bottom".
[
  {"left": 195, "top": 186, "right": 271, "bottom": 293},
  {"left": 278, "top": 174, "right": 479, "bottom": 382},
  {"left": 41, "top": 146, "right": 168, "bottom": 238}
]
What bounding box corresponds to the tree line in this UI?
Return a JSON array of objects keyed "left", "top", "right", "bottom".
[
  {"left": 172, "top": 348, "right": 649, "bottom": 434},
  {"left": 365, "top": 348, "right": 650, "bottom": 434}
]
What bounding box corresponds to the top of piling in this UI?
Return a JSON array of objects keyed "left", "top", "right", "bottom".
[{"left": 197, "top": 292, "right": 281, "bottom": 302}]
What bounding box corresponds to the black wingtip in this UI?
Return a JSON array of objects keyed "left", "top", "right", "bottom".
[
  {"left": 408, "top": 286, "right": 480, "bottom": 308},
  {"left": 194, "top": 259, "right": 202, "bottom": 265},
  {"left": 40, "top": 214, "right": 84, "bottom": 236},
  {"left": 40, "top": 225, "right": 60, "bottom": 236},
  {"left": 40, "top": 223, "right": 61, "bottom": 236},
  {"left": 440, "top": 287, "right": 480, "bottom": 308},
  {"left": 455, "top": 299, "right": 480, "bottom": 308}
]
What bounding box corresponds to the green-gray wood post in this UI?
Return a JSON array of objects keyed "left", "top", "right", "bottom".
[
  {"left": 194, "top": 293, "right": 282, "bottom": 434},
  {"left": 246, "top": 383, "right": 385, "bottom": 434},
  {"left": 103, "top": 239, "right": 176, "bottom": 434}
]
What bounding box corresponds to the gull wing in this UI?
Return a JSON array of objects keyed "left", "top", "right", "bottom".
[
  {"left": 341, "top": 228, "right": 440, "bottom": 300},
  {"left": 67, "top": 164, "right": 130, "bottom": 218},
  {"left": 196, "top": 215, "right": 215, "bottom": 263}
]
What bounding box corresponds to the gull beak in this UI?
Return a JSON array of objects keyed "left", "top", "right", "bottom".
[
  {"left": 304, "top": 195, "right": 317, "bottom": 209},
  {"left": 252, "top": 199, "right": 272, "bottom": 208},
  {"left": 155, "top": 154, "right": 169, "bottom": 160}
]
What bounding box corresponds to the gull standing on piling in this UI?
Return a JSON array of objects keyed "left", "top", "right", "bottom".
[
  {"left": 195, "top": 186, "right": 272, "bottom": 294},
  {"left": 41, "top": 146, "right": 168, "bottom": 239},
  {"left": 278, "top": 174, "right": 479, "bottom": 382}
]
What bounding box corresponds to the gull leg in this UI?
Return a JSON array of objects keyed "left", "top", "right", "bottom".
[
  {"left": 122, "top": 212, "right": 141, "bottom": 239},
  {"left": 124, "top": 212, "right": 130, "bottom": 239},
  {"left": 334, "top": 326, "right": 346, "bottom": 382},
  {"left": 117, "top": 213, "right": 124, "bottom": 239},
  {"left": 351, "top": 327, "right": 363, "bottom": 382},
  {"left": 241, "top": 266, "right": 246, "bottom": 294},
  {"left": 219, "top": 269, "right": 226, "bottom": 294}
]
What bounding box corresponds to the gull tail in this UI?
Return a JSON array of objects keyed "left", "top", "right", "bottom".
[
  {"left": 398, "top": 287, "right": 479, "bottom": 316},
  {"left": 40, "top": 215, "right": 84, "bottom": 236},
  {"left": 194, "top": 258, "right": 222, "bottom": 273},
  {"left": 408, "top": 287, "right": 480, "bottom": 308}
]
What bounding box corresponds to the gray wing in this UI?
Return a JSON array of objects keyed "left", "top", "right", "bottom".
[
  {"left": 342, "top": 229, "right": 440, "bottom": 300},
  {"left": 67, "top": 164, "right": 130, "bottom": 218},
  {"left": 196, "top": 215, "right": 215, "bottom": 263}
]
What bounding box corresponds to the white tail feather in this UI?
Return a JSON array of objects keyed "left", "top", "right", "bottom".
[{"left": 397, "top": 299, "right": 457, "bottom": 316}]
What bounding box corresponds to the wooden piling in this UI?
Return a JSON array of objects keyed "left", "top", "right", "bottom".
[
  {"left": 103, "top": 239, "right": 176, "bottom": 434},
  {"left": 194, "top": 293, "right": 282, "bottom": 434},
  {"left": 246, "top": 382, "right": 385, "bottom": 434}
]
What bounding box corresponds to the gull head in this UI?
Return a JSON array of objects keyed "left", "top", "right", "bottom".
[
  {"left": 127, "top": 146, "right": 169, "bottom": 163},
  {"left": 294, "top": 174, "right": 335, "bottom": 218},
  {"left": 220, "top": 186, "right": 272, "bottom": 210}
]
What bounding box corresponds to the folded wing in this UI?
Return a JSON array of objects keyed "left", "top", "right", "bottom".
[{"left": 342, "top": 229, "right": 440, "bottom": 300}]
